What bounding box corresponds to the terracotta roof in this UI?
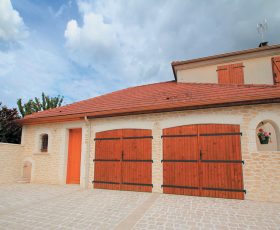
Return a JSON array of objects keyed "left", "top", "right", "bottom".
[{"left": 20, "top": 81, "right": 280, "bottom": 124}]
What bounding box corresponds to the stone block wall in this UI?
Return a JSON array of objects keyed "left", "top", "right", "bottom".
[
  {"left": 0, "top": 143, "right": 22, "bottom": 183},
  {"left": 20, "top": 103, "right": 280, "bottom": 202},
  {"left": 88, "top": 103, "right": 280, "bottom": 202}
]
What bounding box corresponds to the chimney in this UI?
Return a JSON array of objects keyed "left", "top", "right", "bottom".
[{"left": 259, "top": 42, "right": 268, "bottom": 47}]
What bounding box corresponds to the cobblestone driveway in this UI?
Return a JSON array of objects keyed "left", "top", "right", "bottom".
[{"left": 0, "top": 184, "right": 279, "bottom": 230}]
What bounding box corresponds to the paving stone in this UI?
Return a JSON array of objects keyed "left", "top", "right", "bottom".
[{"left": 0, "top": 184, "right": 279, "bottom": 229}]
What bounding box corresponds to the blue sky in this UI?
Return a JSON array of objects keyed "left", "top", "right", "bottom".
[{"left": 0, "top": 0, "right": 280, "bottom": 107}]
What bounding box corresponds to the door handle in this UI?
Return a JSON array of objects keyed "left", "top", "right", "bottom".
[
  {"left": 121, "top": 151, "right": 124, "bottom": 161},
  {"left": 200, "top": 150, "right": 202, "bottom": 160}
]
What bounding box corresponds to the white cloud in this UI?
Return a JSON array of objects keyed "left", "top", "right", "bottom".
[
  {"left": 0, "top": 0, "right": 28, "bottom": 42},
  {"left": 65, "top": 0, "right": 280, "bottom": 86}
]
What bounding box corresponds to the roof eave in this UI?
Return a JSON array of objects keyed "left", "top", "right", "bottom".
[{"left": 19, "top": 98, "right": 280, "bottom": 125}]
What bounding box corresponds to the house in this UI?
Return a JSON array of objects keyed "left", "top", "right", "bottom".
[{"left": 17, "top": 44, "right": 280, "bottom": 202}]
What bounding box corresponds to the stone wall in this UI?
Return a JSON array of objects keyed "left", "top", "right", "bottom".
[
  {"left": 0, "top": 143, "right": 22, "bottom": 184},
  {"left": 88, "top": 103, "right": 280, "bottom": 202},
  {"left": 21, "top": 121, "right": 87, "bottom": 185},
  {"left": 21, "top": 103, "right": 280, "bottom": 202}
]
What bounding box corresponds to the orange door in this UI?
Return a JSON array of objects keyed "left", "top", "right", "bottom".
[{"left": 67, "top": 128, "right": 82, "bottom": 184}]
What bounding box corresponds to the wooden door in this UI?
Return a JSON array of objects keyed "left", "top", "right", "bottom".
[
  {"left": 199, "top": 124, "right": 244, "bottom": 199},
  {"left": 66, "top": 128, "right": 82, "bottom": 184},
  {"left": 162, "top": 124, "right": 245, "bottom": 199},
  {"left": 162, "top": 125, "right": 200, "bottom": 196},
  {"left": 93, "top": 130, "right": 122, "bottom": 190},
  {"left": 93, "top": 129, "right": 153, "bottom": 192},
  {"left": 121, "top": 129, "right": 153, "bottom": 192}
]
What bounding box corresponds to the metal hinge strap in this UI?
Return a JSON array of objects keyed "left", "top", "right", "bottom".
[
  {"left": 200, "top": 132, "right": 242, "bottom": 136},
  {"left": 123, "top": 159, "right": 153, "bottom": 163},
  {"left": 161, "top": 160, "right": 198, "bottom": 163},
  {"left": 92, "top": 180, "right": 120, "bottom": 185},
  {"left": 201, "top": 160, "right": 244, "bottom": 164},
  {"left": 161, "top": 184, "right": 199, "bottom": 189},
  {"left": 161, "top": 134, "right": 197, "bottom": 138},
  {"left": 94, "top": 137, "right": 121, "bottom": 141},
  {"left": 202, "top": 187, "right": 246, "bottom": 194},
  {"left": 122, "top": 182, "right": 153, "bottom": 187},
  {"left": 123, "top": 136, "right": 153, "bottom": 139}
]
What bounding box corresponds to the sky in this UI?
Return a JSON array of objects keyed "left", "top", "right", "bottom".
[{"left": 0, "top": 0, "right": 280, "bottom": 108}]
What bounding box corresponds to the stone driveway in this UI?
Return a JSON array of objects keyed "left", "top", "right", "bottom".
[{"left": 0, "top": 184, "right": 279, "bottom": 230}]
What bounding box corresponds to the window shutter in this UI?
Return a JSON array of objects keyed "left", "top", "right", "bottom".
[
  {"left": 230, "top": 63, "right": 244, "bottom": 84},
  {"left": 217, "top": 63, "right": 244, "bottom": 84},
  {"left": 272, "top": 57, "right": 280, "bottom": 85},
  {"left": 217, "top": 65, "right": 230, "bottom": 84}
]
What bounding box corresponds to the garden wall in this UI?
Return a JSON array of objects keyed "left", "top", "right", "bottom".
[{"left": 0, "top": 143, "right": 22, "bottom": 184}]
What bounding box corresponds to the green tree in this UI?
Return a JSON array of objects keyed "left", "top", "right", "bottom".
[
  {"left": 17, "top": 92, "right": 64, "bottom": 117},
  {"left": 0, "top": 102, "right": 22, "bottom": 144}
]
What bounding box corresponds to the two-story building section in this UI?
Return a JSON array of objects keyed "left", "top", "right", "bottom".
[{"left": 16, "top": 44, "right": 280, "bottom": 202}]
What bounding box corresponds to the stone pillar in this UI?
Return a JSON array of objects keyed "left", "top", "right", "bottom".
[{"left": 152, "top": 121, "right": 163, "bottom": 193}]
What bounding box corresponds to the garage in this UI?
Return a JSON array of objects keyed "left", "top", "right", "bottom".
[
  {"left": 93, "top": 129, "right": 153, "bottom": 192},
  {"left": 162, "top": 124, "right": 245, "bottom": 199}
]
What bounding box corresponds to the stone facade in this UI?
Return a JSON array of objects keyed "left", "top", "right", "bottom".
[
  {"left": 0, "top": 143, "right": 22, "bottom": 183},
  {"left": 18, "top": 103, "right": 280, "bottom": 202}
]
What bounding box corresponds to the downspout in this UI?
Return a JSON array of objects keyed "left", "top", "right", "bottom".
[{"left": 84, "top": 116, "right": 91, "bottom": 188}]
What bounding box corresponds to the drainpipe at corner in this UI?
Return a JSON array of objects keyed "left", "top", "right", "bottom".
[{"left": 84, "top": 116, "right": 91, "bottom": 189}]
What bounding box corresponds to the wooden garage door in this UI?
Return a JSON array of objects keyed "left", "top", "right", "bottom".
[
  {"left": 66, "top": 128, "right": 82, "bottom": 184},
  {"left": 93, "top": 129, "right": 153, "bottom": 192},
  {"left": 162, "top": 124, "right": 245, "bottom": 199}
]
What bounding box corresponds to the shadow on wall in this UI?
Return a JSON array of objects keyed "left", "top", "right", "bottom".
[{"left": 256, "top": 120, "right": 280, "bottom": 151}]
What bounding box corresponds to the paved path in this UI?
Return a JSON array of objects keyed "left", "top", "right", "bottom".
[{"left": 0, "top": 184, "right": 279, "bottom": 230}]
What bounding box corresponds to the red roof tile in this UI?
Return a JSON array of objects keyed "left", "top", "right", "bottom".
[{"left": 20, "top": 81, "right": 280, "bottom": 124}]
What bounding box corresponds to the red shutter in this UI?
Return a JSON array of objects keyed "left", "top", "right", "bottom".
[
  {"left": 230, "top": 63, "right": 244, "bottom": 84},
  {"left": 272, "top": 57, "right": 280, "bottom": 85},
  {"left": 217, "top": 65, "right": 230, "bottom": 84},
  {"left": 217, "top": 63, "right": 244, "bottom": 84}
]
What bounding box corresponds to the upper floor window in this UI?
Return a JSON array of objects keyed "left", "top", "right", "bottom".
[
  {"left": 217, "top": 63, "right": 244, "bottom": 84},
  {"left": 272, "top": 57, "right": 280, "bottom": 85},
  {"left": 40, "top": 134, "right": 48, "bottom": 152}
]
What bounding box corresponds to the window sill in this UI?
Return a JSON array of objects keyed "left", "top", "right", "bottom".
[{"left": 33, "top": 152, "right": 50, "bottom": 156}]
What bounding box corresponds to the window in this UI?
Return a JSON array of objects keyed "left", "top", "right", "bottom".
[
  {"left": 272, "top": 57, "right": 280, "bottom": 85},
  {"left": 41, "top": 134, "right": 48, "bottom": 152},
  {"left": 217, "top": 63, "right": 244, "bottom": 84},
  {"left": 256, "top": 120, "right": 279, "bottom": 151}
]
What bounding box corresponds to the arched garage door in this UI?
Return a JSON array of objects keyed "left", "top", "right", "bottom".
[
  {"left": 162, "top": 124, "right": 245, "bottom": 199},
  {"left": 93, "top": 129, "right": 153, "bottom": 192}
]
